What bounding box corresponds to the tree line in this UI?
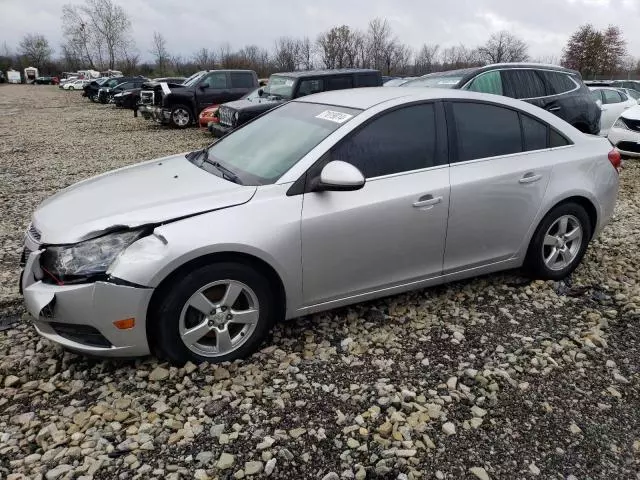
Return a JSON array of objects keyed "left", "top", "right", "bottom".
[{"left": 1, "top": 0, "right": 638, "bottom": 81}]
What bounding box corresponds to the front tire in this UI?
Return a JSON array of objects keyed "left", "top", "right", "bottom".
[
  {"left": 152, "top": 262, "right": 277, "bottom": 365},
  {"left": 524, "top": 202, "right": 591, "bottom": 280},
  {"left": 170, "top": 104, "right": 193, "bottom": 128}
]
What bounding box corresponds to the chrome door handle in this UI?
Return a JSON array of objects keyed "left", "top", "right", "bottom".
[
  {"left": 547, "top": 106, "right": 561, "bottom": 112},
  {"left": 413, "top": 195, "right": 443, "bottom": 208},
  {"left": 519, "top": 173, "right": 542, "bottom": 184}
]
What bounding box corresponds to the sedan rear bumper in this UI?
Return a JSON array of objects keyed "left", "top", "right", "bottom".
[{"left": 21, "top": 252, "right": 153, "bottom": 357}]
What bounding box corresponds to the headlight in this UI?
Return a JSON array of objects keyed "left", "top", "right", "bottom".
[
  {"left": 41, "top": 230, "right": 145, "bottom": 278},
  {"left": 613, "top": 118, "right": 630, "bottom": 130},
  {"left": 233, "top": 111, "right": 239, "bottom": 121}
]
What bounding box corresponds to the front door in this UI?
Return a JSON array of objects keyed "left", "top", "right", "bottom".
[
  {"left": 443, "top": 101, "right": 555, "bottom": 273},
  {"left": 196, "top": 72, "right": 230, "bottom": 112},
  {"left": 301, "top": 103, "right": 450, "bottom": 305}
]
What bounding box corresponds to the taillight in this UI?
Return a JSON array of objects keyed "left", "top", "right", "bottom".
[{"left": 608, "top": 148, "right": 622, "bottom": 173}]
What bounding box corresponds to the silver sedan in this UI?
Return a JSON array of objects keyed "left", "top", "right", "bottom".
[{"left": 21, "top": 88, "right": 620, "bottom": 364}]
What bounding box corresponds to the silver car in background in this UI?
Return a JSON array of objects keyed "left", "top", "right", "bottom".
[{"left": 21, "top": 88, "right": 620, "bottom": 364}]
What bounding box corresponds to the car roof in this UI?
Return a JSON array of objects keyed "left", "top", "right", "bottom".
[
  {"left": 423, "top": 63, "right": 580, "bottom": 82},
  {"left": 589, "top": 86, "right": 624, "bottom": 92},
  {"left": 295, "top": 86, "right": 556, "bottom": 111},
  {"left": 272, "top": 69, "right": 380, "bottom": 78}
]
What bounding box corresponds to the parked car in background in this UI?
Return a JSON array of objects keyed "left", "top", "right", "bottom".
[
  {"left": 20, "top": 88, "right": 619, "bottom": 364},
  {"left": 63, "top": 79, "right": 90, "bottom": 90},
  {"left": 35, "top": 76, "right": 59, "bottom": 85},
  {"left": 211, "top": 69, "right": 382, "bottom": 137},
  {"left": 59, "top": 76, "right": 78, "bottom": 88},
  {"left": 589, "top": 87, "right": 636, "bottom": 135},
  {"left": 137, "top": 70, "right": 259, "bottom": 128},
  {"left": 403, "top": 63, "right": 601, "bottom": 135},
  {"left": 611, "top": 80, "right": 640, "bottom": 92},
  {"left": 98, "top": 78, "right": 148, "bottom": 104},
  {"left": 616, "top": 88, "right": 640, "bottom": 103},
  {"left": 608, "top": 104, "right": 640, "bottom": 157},
  {"left": 200, "top": 87, "right": 263, "bottom": 128},
  {"left": 114, "top": 77, "right": 186, "bottom": 110},
  {"left": 384, "top": 77, "right": 413, "bottom": 86},
  {"left": 85, "top": 76, "right": 142, "bottom": 102}
]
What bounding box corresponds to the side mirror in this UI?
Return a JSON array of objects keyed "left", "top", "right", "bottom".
[
  {"left": 313, "top": 161, "right": 365, "bottom": 192},
  {"left": 199, "top": 84, "right": 207, "bottom": 90},
  {"left": 258, "top": 88, "right": 264, "bottom": 97}
]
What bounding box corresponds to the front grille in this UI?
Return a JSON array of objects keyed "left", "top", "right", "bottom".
[
  {"left": 616, "top": 141, "right": 640, "bottom": 153},
  {"left": 140, "top": 91, "right": 154, "bottom": 105},
  {"left": 49, "top": 322, "right": 112, "bottom": 348},
  {"left": 621, "top": 117, "right": 640, "bottom": 132},
  {"left": 218, "top": 106, "right": 235, "bottom": 127}
]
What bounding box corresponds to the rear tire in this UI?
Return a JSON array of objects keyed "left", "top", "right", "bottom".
[
  {"left": 169, "top": 104, "right": 193, "bottom": 128},
  {"left": 151, "top": 262, "right": 277, "bottom": 365},
  {"left": 524, "top": 202, "right": 591, "bottom": 280}
]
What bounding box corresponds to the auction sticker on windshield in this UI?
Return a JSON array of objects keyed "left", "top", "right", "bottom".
[
  {"left": 316, "top": 110, "right": 353, "bottom": 123},
  {"left": 284, "top": 79, "right": 295, "bottom": 87}
]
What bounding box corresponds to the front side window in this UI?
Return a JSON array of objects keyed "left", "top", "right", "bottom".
[
  {"left": 466, "top": 71, "right": 503, "bottom": 95},
  {"left": 603, "top": 89, "right": 623, "bottom": 104},
  {"left": 451, "top": 102, "right": 522, "bottom": 162},
  {"left": 502, "top": 70, "right": 546, "bottom": 99},
  {"left": 331, "top": 104, "right": 438, "bottom": 178},
  {"left": 231, "top": 72, "right": 255, "bottom": 89},
  {"left": 201, "top": 73, "right": 228, "bottom": 89},
  {"left": 542, "top": 72, "right": 577, "bottom": 95},
  {"left": 297, "top": 79, "right": 324, "bottom": 96},
  {"left": 204, "top": 102, "right": 360, "bottom": 185}
]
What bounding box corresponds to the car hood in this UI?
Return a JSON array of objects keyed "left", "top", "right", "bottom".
[
  {"left": 621, "top": 104, "right": 640, "bottom": 120},
  {"left": 224, "top": 96, "right": 285, "bottom": 111},
  {"left": 33, "top": 153, "right": 257, "bottom": 244}
]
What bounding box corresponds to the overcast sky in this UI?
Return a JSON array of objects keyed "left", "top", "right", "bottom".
[{"left": 1, "top": 0, "right": 639, "bottom": 62}]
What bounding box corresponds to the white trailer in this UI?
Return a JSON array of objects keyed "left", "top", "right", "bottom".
[
  {"left": 24, "top": 67, "right": 38, "bottom": 84},
  {"left": 7, "top": 70, "right": 21, "bottom": 84}
]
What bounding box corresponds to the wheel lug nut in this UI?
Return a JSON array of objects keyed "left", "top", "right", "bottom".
[
  {"left": 221, "top": 306, "right": 227, "bottom": 312},
  {"left": 227, "top": 314, "right": 233, "bottom": 320}
]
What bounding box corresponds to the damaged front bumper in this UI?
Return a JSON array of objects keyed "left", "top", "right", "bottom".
[
  {"left": 21, "top": 251, "right": 153, "bottom": 357},
  {"left": 136, "top": 105, "right": 170, "bottom": 123}
]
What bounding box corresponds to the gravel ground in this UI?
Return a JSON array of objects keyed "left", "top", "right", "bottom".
[{"left": 1, "top": 85, "right": 640, "bottom": 480}]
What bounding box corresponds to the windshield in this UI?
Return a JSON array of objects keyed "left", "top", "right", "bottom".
[
  {"left": 264, "top": 75, "right": 295, "bottom": 98},
  {"left": 96, "top": 78, "right": 108, "bottom": 85},
  {"left": 183, "top": 72, "right": 206, "bottom": 87},
  {"left": 203, "top": 102, "right": 361, "bottom": 185},
  {"left": 402, "top": 75, "right": 464, "bottom": 88}
]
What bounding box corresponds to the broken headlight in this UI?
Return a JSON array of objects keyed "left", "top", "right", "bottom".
[{"left": 41, "top": 230, "right": 145, "bottom": 279}]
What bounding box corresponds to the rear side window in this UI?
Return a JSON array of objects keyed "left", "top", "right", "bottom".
[
  {"left": 332, "top": 104, "right": 438, "bottom": 178},
  {"left": 550, "top": 130, "right": 570, "bottom": 147},
  {"left": 231, "top": 72, "right": 255, "bottom": 89},
  {"left": 297, "top": 79, "right": 323, "bottom": 96},
  {"left": 356, "top": 74, "right": 381, "bottom": 87},
  {"left": 326, "top": 76, "right": 353, "bottom": 91},
  {"left": 542, "top": 72, "right": 577, "bottom": 95},
  {"left": 521, "top": 114, "right": 548, "bottom": 151},
  {"left": 118, "top": 82, "right": 133, "bottom": 90},
  {"left": 451, "top": 102, "right": 522, "bottom": 162},
  {"left": 603, "top": 89, "right": 623, "bottom": 104},
  {"left": 501, "top": 70, "right": 546, "bottom": 99},
  {"left": 466, "top": 71, "right": 503, "bottom": 95}
]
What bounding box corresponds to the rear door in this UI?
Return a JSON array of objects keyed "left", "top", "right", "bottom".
[
  {"left": 500, "top": 69, "right": 547, "bottom": 109},
  {"left": 600, "top": 89, "right": 631, "bottom": 134},
  {"left": 444, "top": 101, "right": 556, "bottom": 273},
  {"left": 230, "top": 72, "right": 257, "bottom": 99},
  {"left": 196, "top": 72, "right": 231, "bottom": 112}
]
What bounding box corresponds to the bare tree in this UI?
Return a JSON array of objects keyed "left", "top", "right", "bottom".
[
  {"left": 19, "top": 34, "right": 53, "bottom": 66},
  {"left": 150, "top": 32, "right": 170, "bottom": 74},
  {"left": 298, "top": 37, "right": 313, "bottom": 70},
  {"left": 217, "top": 43, "right": 233, "bottom": 68},
  {"left": 62, "top": 0, "right": 132, "bottom": 70},
  {"left": 273, "top": 37, "right": 300, "bottom": 71},
  {"left": 317, "top": 25, "right": 361, "bottom": 69},
  {"left": 478, "top": 31, "right": 529, "bottom": 64},
  {"left": 366, "top": 18, "right": 394, "bottom": 71},
  {"left": 415, "top": 44, "right": 440, "bottom": 75},
  {"left": 562, "top": 24, "right": 602, "bottom": 78},
  {"left": 192, "top": 48, "right": 216, "bottom": 70}
]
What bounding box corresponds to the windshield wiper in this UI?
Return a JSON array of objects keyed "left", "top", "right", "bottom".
[{"left": 210, "top": 161, "right": 243, "bottom": 185}]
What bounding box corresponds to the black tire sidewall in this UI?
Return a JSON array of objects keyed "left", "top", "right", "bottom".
[
  {"left": 170, "top": 104, "right": 192, "bottom": 128},
  {"left": 152, "top": 262, "right": 275, "bottom": 365},
  {"left": 525, "top": 202, "right": 592, "bottom": 280}
]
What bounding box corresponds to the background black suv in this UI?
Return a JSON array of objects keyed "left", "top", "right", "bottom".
[
  {"left": 403, "top": 64, "right": 601, "bottom": 134},
  {"left": 137, "top": 70, "right": 259, "bottom": 128},
  {"left": 98, "top": 78, "right": 148, "bottom": 104},
  {"left": 211, "top": 69, "right": 382, "bottom": 137}
]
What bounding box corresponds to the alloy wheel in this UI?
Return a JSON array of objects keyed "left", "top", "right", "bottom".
[
  {"left": 541, "top": 214, "right": 583, "bottom": 271},
  {"left": 178, "top": 280, "right": 259, "bottom": 358},
  {"left": 172, "top": 108, "right": 190, "bottom": 126}
]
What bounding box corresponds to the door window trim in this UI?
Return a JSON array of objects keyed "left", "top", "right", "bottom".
[
  {"left": 444, "top": 99, "right": 574, "bottom": 166},
  {"left": 286, "top": 100, "right": 448, "bottom": 196},
  {"left": 461, "top": 68, "right": 581, "bottom": 101}
]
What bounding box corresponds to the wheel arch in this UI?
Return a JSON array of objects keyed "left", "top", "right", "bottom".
[
  {"left": 145, "top": 251, "right": 287, "bottom": 351},
  {"left": 544, "top": 195, "right": 598, "bottom": 238}
]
